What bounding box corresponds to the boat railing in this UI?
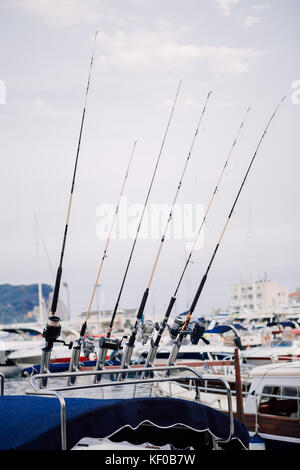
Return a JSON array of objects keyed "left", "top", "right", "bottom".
[
  {"left": 246, "top": 390, "right": 300, "bottom": 419},
  {"left": 0, "top": 372, "right": 4, "bottom": 396},
  {"left": 26, "top": 364, "right": 234, "bottom": 451},
  {"left": 168, "top": 382, "right": 300, "bottom": 419}
]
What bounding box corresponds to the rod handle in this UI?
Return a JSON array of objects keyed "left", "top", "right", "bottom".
[
  {"left": 154, "top": 296, "right": 176, "bottom": 347},
  {"left": 190, "top": 273, "right": 207, "bottom": 314},
  {"left": 80, "top": 321, "right": 87, "bottom": 338},
  {"left": 51, "top": 265, "right": 62, "bottom": 314},
  {"left": 137, "top": 288, "right": 149, "bottom": 320}
]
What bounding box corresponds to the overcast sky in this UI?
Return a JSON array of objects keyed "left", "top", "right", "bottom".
[{"left": 0, "top": 0, "right": 299, "bottom": 321}]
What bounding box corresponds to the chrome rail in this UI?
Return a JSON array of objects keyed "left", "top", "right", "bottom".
[
  {"left": 0, "top": 372, "right": 4, "bottom": 395},
  {"left": 26, "top": 365, "right": 234, "bottom": 450}
]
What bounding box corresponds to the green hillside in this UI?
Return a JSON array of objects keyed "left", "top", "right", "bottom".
[{"left": 0, "top": 284, "right": 53, "bottom": 324}]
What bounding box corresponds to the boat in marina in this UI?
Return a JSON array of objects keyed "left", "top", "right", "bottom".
[
  {"left": 0, "top": 325, "right": 44, "bottom": 376},
  {"left": 0, "top": 364, "right": 249, "bottom": 451},
  {"left": 240, "top": 327, "right": 300, "bottom": 366},
  {"left": 136, "top": 339, "right": 235, "bottom": 364},
  {"left": 156, "top": 359, "right": 300, "bottom": 450},
  {"left": 2, "top": 322, "right": 80, "bottom": 374},
  {"left": 0, "top": 22, "right": 290, "bottom": 452}
]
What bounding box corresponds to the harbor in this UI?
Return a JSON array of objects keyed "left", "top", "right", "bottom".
[{"left": 0, "top": 0, "right": 299, "bottom": 456}]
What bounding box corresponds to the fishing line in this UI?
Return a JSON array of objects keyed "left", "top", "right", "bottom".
[
  {"left": 92, "top": 81, "right": 182, "bottom": 379},
  {"left": 81, "top": 140, "right": 137, "bottom": 337},
  {"left": 107, "top": 80, "right": 182, "bottom": 338},
  {"left": 66, "top": 141, "right": 138, "bottom": 384},
  {"left": 120, "top": 91, "right": 213, "bottom": 373},
  {"left": 166, "top": 96, "right": 286, "bottom": 370},
  {"left": 142, "top": 105, "right": 251, "bottom": 372},
  {"left": 49, "top": 31, "right": 98, "bottom": 318},
  {"left": 39, "top": 32, "right": 99, "bottom": 384}
]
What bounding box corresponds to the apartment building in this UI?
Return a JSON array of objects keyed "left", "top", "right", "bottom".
[{"left": 229, "top": 279, "right": 289, "bottom": 314}]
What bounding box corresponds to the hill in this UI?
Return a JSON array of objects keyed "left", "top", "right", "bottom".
[{"left": 0, "top": 283, "right": 53, "bottom": 324}]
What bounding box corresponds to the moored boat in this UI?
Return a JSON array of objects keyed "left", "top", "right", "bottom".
[
  {"left": 156, "top": 359, "right": 300, "bottom": 450},
  {"left": 0, "top": 365, "right": 249, "bottom": 451}
]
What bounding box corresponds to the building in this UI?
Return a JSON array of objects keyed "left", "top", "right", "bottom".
[
  {"left": 77, "top": 308, "right": 137, "bottom": 335},
  {"left": 288, "top": 288, "right": 300, "bottom": 315},
  {"left": 229, "top": 279, "right": 289, "bottom": 314},
  {"left": 289, "top": 289, "right": 300, "bottom": 305}
]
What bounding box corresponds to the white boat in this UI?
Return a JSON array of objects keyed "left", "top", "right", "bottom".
[
  {"left": 0, "top": 326, "right": 44, "bottom": 376},
  {"left": 0, "top": 363, "right": 250, "bottom": 451},
  {"left": 241, "top": 330, "right": 300, "bottom": 366},
  {"left": 157, "top": 359, "right": 300, "bottom": 450},
  {"left": 134, "top": 332, "right": 235, "bottom": 365},
  {"left": 3, "top": 322, "right": 80, "bottom": 373}
]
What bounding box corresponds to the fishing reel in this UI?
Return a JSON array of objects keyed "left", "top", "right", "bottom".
[
  {"left": 82, "top": 336, "right": 96, "bottom": 358},
  {"left": 189, "top": 317, "right": 210, "bottom": 345},
  {"left": 99, "top": 335, "right": 127, "bottom": 351},
  {"left": 139, "top": 320, "right": 159, "bottom": 345},
  {"left": 42, "top": 315, "right": 73, "bottom": 350},
  {"left": 168, "top": 315, "right": 185, "bottom": 340}
]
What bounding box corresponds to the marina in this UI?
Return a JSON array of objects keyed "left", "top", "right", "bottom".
[{"left": 0, "top": 0, "right": 299, "bottom": 456}]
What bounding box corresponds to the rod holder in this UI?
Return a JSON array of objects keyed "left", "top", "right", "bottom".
[
  {"left": 93, "top": 347, "right": 108, "bottom": 383},
  {"left": 67, "top": 344, "right": 81, "bottom": 386},
  {"left": 39, "top": 348, "right": 51, "bottom": 389}
]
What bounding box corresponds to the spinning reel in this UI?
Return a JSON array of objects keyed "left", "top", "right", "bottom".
[
  {"left": 168, "top": 315, "right": 185, "bottom": 340},
  {"left": 189, "top": 317, "right": 210, "bottom": 345},
  {"left": 42, "top": 315, "right": 73, "bottom": 350},
  {"left": 138, "top": 320, "right": 159, "bottom": 345},
  {"left": 167, "top": 315, "right": 210, "bottom": 345},
  {"left": 98, "top": 334, "right": 127, "bottom": 352},
  {"left": 41, "top": 315, "right": 73, "bottom": 388},
  {"left": 82, "top": 336, "right": 96, "bottom": 358}
]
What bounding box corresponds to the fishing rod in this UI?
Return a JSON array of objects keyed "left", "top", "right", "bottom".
[
  {"left": 93, "top": 81, "right": 182, "bottom": 381},
  {"left": 165, "top": 96, "right": 286, "bottom": 373},
  {"left": 67, "top": 140, "right": 137, "bottom": 383},
  {"left": 141, "top": 105, "right": 251, "bottom": 376},
  {"left": 39, "top": 32, "right": 98, "bottom": 383},
  {"left": 118, "top": 91, "right": 213, "bottom": 376}
]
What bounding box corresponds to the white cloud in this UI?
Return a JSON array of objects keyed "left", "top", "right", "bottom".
[
  {"left": 96, "top": 29, "right": 263, "bottom": 77},
  {"left": 251, "top": 3, "right": 272, "bottom": 11},
  {"left": 33, "top": 98, "right": 71, "bottom": 118},
  {"left": 215, "top": 0, "right": 240, "bottom": 16},
  {"left": 242, "top": 15, "right": 261, "bottom": 28},
  {"left": 6, "top": 0, "right": 122, "bottom": 28}
]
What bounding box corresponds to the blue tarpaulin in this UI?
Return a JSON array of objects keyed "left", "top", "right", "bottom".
[
  {"left": 205, "top": 325, "right": 233, "bottom": 335},
  {"left": 0, "top": 396, "right": 249, "bottom": 450}
]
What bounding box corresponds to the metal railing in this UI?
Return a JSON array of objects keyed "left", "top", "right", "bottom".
[
  {"left": 26, "top": 364, "right": 234, "bottom": 450},
  {"left": 0, "top": 372, "right": 4, "bottom": 396}
]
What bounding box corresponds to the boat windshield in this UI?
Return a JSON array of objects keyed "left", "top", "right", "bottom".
[
  {"left": 270, "top": 339, "right": 293, "bottom": 348},
  {"left": 259, "top": 385, "right": 300, "bottom": 418}
]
